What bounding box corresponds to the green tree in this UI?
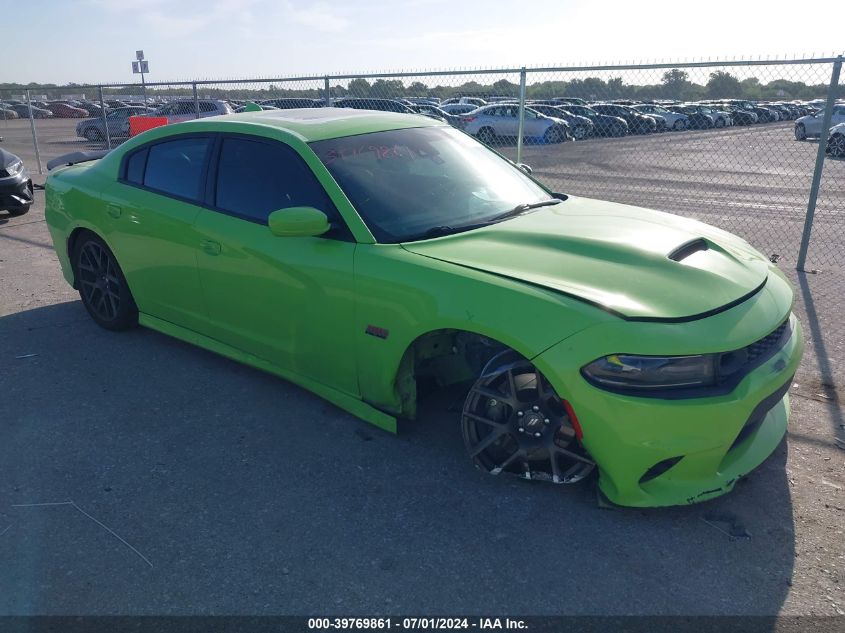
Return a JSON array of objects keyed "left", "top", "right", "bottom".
[
  {"left": 347, "top": 77, "right": 371, "bottom": 97},
  {"left": 740, "top": 77, "right": 762, "bottom": 100},
  {"left": 661, "top": 69, "right": 692, "bottom": 100},
  {"left": 706, "top": 71, "right": 742, "bottom": 98}
]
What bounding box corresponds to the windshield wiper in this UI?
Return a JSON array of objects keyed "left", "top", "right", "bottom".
[
  {"left": 402, "top": 199, "right": 562, "bottom": 242},
  {"left": 403, "top": 223, "right": 491, "bottom": 241},
  {"left": 488, "top": 198, "right": 562, "bottom": 222}
]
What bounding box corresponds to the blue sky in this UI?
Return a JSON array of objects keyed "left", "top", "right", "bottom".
[{"left": 6, "top": 0, "right": 843, "bottom": 84}]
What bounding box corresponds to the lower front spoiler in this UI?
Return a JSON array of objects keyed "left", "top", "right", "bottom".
[
  {"left": 0, "top": 175, "right": 34, "bottom": 212},
  {"left": 626, "top": 389, "right": 790, "bottom": 508}
]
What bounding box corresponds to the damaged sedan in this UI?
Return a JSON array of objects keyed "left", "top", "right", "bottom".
[{"left": 44, "top": 108, "right": 803, "bottom": 507}]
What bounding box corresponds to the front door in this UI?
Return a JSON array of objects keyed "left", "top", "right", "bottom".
[{"left": 193, "top": 134, "right": 359, "bottom": 395}]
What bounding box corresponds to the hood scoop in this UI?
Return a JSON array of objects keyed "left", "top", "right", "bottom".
[{"left": 669, "top": 238, "right": 709, "bottom": 262}]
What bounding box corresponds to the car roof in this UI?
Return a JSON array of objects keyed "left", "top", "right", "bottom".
[{"left": 174, "top": 107, "right": 443, "bottom": 142}]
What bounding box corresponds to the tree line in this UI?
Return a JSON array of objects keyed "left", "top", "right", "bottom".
[{"left": 2, "top": 70, "right": 837, "bottom": 102}]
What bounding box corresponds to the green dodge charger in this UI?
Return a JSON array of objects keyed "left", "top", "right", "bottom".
[{"left": 45, "top": 108, "right": 803, "bottom": 507}]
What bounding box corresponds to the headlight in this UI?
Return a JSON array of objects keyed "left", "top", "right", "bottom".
[
  {"left": 582, "top": 354, "right": 716, "bottom": 391},
  {"left": 6, "top": 159, "right": 23, "bottom": 176}
]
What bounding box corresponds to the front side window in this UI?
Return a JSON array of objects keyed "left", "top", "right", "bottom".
[
  {"left": 215, "top": 137, "right": 336, "bottom": 224},
  {"left": 143, "top": 137, "right": 211, "bottom": 201},
  {"left": 310, "top": 126, "right": 554, "bottom": 243}
]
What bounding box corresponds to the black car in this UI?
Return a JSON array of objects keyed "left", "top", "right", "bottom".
[
  {"left": 529, "top": 104, "right": 595, "bottom": 140},
  {"left": 334, "top": 98, "right": 415, "bottom": 113},
  {"left": 669, "top": 106, "right": 714, "bottom": 130},
  {"left": 259, "top": 98, "right": 322, "bottom": 109},
  {"left": 712, "top": 104, "right": 757, "bottom": 126},
  {"left": 721, "top": 99, "right": 777, "bottom": 123},
  {"left": 561, "top": 104, "right": 628, "bottom": 137},
  {"left": 8, "top": 104, "right": 53, "bottom": 119},
  {"left": 409, "top": 104, "right": 464, "bottom": 128},
  {"left": 591, "top": 103, "right": 657, "bottom": 134},
  {"left": 0, "top": 147, "right": 33, "bottom": 217}
]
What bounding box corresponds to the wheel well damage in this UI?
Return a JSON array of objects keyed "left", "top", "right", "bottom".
[{"left": 394, "top": 329, "right": 508, "bottom": 420}]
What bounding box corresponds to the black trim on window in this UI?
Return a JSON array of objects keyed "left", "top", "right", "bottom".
[
  {"left": 117, "top": 131, "right": 353, "bottom": 241},
  {"left": 207, "top": 132, "right": 353, "bottom": 241},
  {"left": 118, "top": 132, "right": 216, "bottom": 206}
]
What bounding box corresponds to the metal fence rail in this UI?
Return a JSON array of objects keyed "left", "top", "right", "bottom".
[{"left": 1, "top": 55, "right": 843, "bottom": 395}]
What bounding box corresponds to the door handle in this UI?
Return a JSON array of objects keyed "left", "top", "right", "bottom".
[
  {"left": 200, "top": 239, "right": 221, "bottom": 256},
  {"left": 107, "top": 203, "right": 121, "bottom": 219}
]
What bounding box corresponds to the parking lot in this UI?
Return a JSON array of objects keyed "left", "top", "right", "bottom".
[{"left": 1, "top": 116, "right": 844, "bottom": 617}]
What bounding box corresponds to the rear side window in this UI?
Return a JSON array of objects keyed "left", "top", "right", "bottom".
[
  {"left": 125, "top": 147, "right": 148, "bottom": 184},
  {"left": 199, "top": 101, "right": 217, "bottom": 113},
  {"left": 215, "top": 137, "right": 336, "bottom": 224},
  {"left": 143, "top": 137, "right": 211, "bottom": 201}
]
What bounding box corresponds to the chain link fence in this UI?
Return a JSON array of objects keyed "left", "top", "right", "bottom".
[{"left": 1, "top": 57, "right": 843, "bottom": 395}]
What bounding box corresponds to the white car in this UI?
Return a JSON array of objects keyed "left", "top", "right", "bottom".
[
  {"left": 795, "top": 104, "right": 845, "bottom": 140},
  {"left": 632, "top": 104, "right": 689, "bottom": 130},
  {"left": 462, "top": 104, "right": 570, "bottom": 144},
  {"left": 152, "top": 99, "right": 233, "bottom": 124},
  {"left": 827, "top": 122, "right": 845, "bottom": 157}
]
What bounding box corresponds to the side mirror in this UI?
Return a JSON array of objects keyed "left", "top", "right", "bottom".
[
  {"left": 516, "top": 163, "right": 533, "bottom": 175},
  {"left": 268, "top": 207, "right": 330, "bottom": 237}
]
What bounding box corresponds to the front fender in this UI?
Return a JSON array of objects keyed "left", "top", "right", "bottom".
[{"left": 352, "top": 243, "right": 613, "bottom": 415}]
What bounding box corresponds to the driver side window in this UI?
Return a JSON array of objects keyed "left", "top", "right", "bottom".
[{"left": 214, "top": 136, "right": 343, "bottom": 230}]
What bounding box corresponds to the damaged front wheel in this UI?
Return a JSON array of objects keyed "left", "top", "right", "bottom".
[{"left": 461, "top": 353, "right": 595, "bottom": 484}]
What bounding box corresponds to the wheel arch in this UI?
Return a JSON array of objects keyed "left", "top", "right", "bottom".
[
  {"left": 66, "top": 225, "right": 119, "bottom": 289},
  {"left": 391, "top": 327, "right": 533, "bottom": 421}
]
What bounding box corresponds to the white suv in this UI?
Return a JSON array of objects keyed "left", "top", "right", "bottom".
[{"left": 153, "top": 99, "right": 233, "bottom": 124}]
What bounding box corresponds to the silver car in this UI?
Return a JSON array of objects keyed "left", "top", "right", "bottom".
[{"left": 461, "top": 104, "right": 570, "bottom": 144}]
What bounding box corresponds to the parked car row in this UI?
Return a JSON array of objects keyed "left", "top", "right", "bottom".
[{"left": 43, "top": 91, "right": 836, "bottom": 149}]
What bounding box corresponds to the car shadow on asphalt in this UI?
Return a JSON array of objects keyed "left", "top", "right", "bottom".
[{"left": 0, "top": 301, "right": 796, "bottom": 617}]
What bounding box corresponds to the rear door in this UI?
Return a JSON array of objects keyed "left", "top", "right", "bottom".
[
  {"left": 103, "top": 134, "right": 212, "bottom": 330},
  {"left": 192, "top": 134, "right": 359, "bottom": 394}
]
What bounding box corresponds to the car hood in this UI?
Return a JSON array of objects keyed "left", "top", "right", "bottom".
[{"left": 401, "top": 196, "right": 770, "bottom": 321}]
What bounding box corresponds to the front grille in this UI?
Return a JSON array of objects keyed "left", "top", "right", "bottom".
[
  {"left": 717, "top": 318, "right": 791, "bottom": 384},
  {"left": 745, "top": 320, "right": 790, "bottom": 364}
]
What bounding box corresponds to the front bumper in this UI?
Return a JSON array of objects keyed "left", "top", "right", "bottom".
[
  {"left": 532, "top": 273, "right": 803, "bottom": 507},
  {"left": 0, "top": 170, "right": 33, "bottom": 212}
]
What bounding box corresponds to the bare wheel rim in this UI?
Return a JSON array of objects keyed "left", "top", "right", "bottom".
[
  {"left": 831, "top": 135, "right": 845, "bottom": 156},
  {"left": 78, "top": 241, "right": 121, "bottom": 321},
  {"left": 461, "top": 361, "right": 595, "bottom": 484}
]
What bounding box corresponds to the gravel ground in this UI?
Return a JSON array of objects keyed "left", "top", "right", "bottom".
[{"left": 0, "top": 121, "right": 843, "bottom": 617}]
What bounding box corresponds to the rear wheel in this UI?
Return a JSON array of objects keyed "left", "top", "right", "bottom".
[
  {"left": 715, "top": 117, "right": 725, "bottom": 128},
  {"left": 543, "top": 126, "right": 565, "bottom": 144},
  {"left": 673, "top": 119, "right": 686, "bottom": 131},
  {"left": 84, "top": 127, "right": 102, "bottom": 142},
  {"left": 572, "top": 125, "right": 588, "bottom": 140},
  {"left": 477, "top": 127, "right": 496, "bottom": 145},
  {"left": 461, "top": 353, "right": 595, "bottom": 484},
  {"left": 794, "top": 123, "right": 807, "bottom": 141},
  {"left": 72, "top": 232, "right": 138, "bottom": 331}
]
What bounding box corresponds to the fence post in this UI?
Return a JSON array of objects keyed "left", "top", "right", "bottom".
[
  {"left": 797, "top": 55, "right": 842, "bottom": 271},
  {"left": 193, "top": 83, "right": 200, "bottom": 119},
  {"left": 25, "top": 90, "right": 43, "bottom": 175},
  {"left": 516, "top": 67, "right": 527, "bottom": 164},
  {"left": 98, "top": 86, "right": 111, "bottom": 150},
  {"left": 324, "top": 76, "right": 331, "bottom": 106}
]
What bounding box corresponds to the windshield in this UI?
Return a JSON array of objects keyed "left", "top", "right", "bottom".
[{"left": 310, "top": 126, "right": 554, "bottom": 243}]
